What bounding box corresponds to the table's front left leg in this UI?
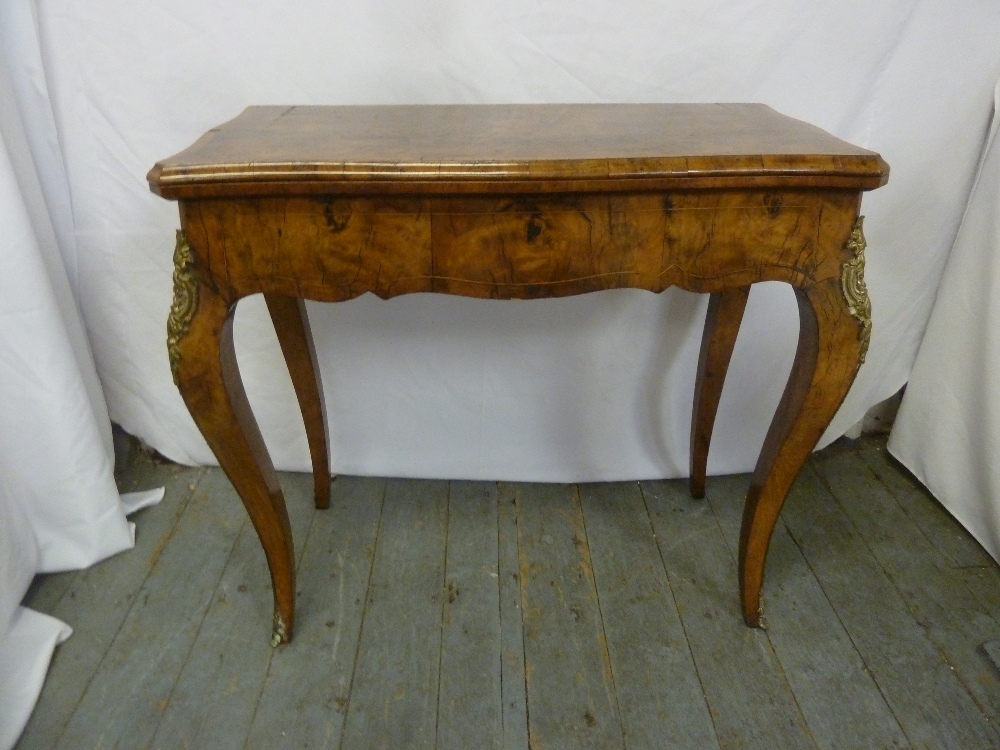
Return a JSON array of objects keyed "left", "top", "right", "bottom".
[
  {"left": 739, "top": 273, "right": 868, "bottom": 627},
  {"left": 264, "top": 294, "right": 331, "bottom": 510},
  {"left": 169, "top": 240, "right": 296, "bottom": 645}
]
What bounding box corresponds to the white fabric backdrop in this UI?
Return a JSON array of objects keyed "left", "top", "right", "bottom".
[
  {"left": 24, "top": 0, "right": 1000, "bottom": 483},
  {"left": 0, "top": 13, "right": 135, "bottom": 747},
  {"left": 889, "top": 80, "right": 1000, "bottom": 562}
]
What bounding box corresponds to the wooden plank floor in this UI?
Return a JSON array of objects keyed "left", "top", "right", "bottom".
[{"left": 17, "top": 437, "right": 1000, "bottom": 750}]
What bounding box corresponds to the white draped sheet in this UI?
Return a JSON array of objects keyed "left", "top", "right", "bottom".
[
  {"left": 19, "top": 1, "right": 997, "bottom": 482},
  {"left": 890, "top": 80, "right": 1000, "bottom": 562},
  {"left": 4, "top": 1, "right": 1000, "bottom": 745},
  {"left": 0, "top": 13, "right": 134, "bottom": 746}
]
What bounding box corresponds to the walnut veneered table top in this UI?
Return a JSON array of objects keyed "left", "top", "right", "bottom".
[{"left": 148, "top": 103, "right": 888, "bottom": 198}]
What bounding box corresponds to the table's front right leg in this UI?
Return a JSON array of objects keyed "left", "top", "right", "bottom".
[
  {"left": 739, "top": 276, "right": 866, "bottom": 627},
  {"left": 168, "top": 235, "right": 295, "bottom": 645}
]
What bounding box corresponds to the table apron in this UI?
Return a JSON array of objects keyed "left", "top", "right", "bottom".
[{"left": 179, "top": 188, "right": 862, "bottom": 303}]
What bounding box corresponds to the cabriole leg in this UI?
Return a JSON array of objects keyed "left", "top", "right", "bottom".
[
  {"left": 265, "top": 294, "right": 332, "bottom": 510},
  {"left": 171, "top": 275, "right": 296, "bottom": 645},
  {"left": 690, "top": 287, "right": 751, "bottom": 498},
  {"left": 739, "top": 277, "right": 866, "bottom": 627}
]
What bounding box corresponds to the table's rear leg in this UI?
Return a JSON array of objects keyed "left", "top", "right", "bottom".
[
  {"left": 173, "top": 285, "right": 296, "bottom": 645},
  {"left": 264, "top": 294, "right": 332, "bottom": 510},
  {"left": 739, "top": 278, "right": 864, "bottom": 627},
  {"left": 690, "top": 287, "right": 751, "bottom": 498}
]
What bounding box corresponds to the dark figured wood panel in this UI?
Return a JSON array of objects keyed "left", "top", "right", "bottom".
[
  {"left": 149, "top": 103, "right": 887, "bottom": 198},
  {"left": 178, "top": 190, "right": 861, "bottom": 303}
]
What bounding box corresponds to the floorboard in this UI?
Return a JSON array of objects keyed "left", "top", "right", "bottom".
[
  {"left": 16, "top": 437, "right": 1000, "bottom": 750},
  {"left": 17, "top": 459, "right": 202, "bottom": 750},
  {"left": 338, "top": 478, "right": 449, "bottom": 750},
  {"left": 436, "top": 481, "right": 503, "bottom": 750},
  {"left": 641, "top": 478, "right": 816, "bottom": 750},
  {"left": 516, "top": 483, "right": 624, "bottom": 750},
  {"left": 246, "top": 475, "right": 386, "bottom": 750},
  {"left": 813, "top": 447, "right": 1000, "bottom": 724},
  {"left": 859, "top": 439, "right": 995, "bottom": 569},
  {"left": 54, "top": 468, "right": 240, "bottom": 750},
  {"left": 149, "top": 471, "right": 317, "bottom": 749},
  {"left": 579, "top": 481, "right": 719, "bottom": 750},
  {"left": 497, "top": 482, "right": 530, "bottom": 750},
  {"left": 781, "top": 464, "right": 1000, "bottom": 749},
  {"left": 704, "top": 473, "right": 908, "bottom": 750}
]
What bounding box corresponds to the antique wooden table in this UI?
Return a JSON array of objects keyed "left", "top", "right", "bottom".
[{"left": 148, "top": 104, "right": 888, "bottom": 645}]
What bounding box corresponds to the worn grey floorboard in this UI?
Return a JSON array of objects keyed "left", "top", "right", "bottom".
[
  {"left": 859, "top": 439, "right": 996, "bottom": 569},
  {"left": 781, "top": 465, "right": 1000, "bottom": 749},
  {"left": 17, "top": 459, "right": 203, "bottom": 750},
  {"left": 21, "top": 570, "right": 77, "bottom": 617},
  {"left": 436, "top": 481, "right": 503, "bottom": 750},
  {"left": 704, "top": 473, "right": 908, "bottom": 750},
  {"left": 339, "top": 479, "right": 449, "bottom": 750},
  {"left": 640, "top": 478, "right": 816, "bottom": 750},
  {"left": 578, "top": 481, "right": 719, "bottom": 750},
  {"left": 496, "top": 483, "right": 530, "bottom": 750},
  {"left": 149, "top": 472, "right": 318, "bottom": 749},
  {"left": 245, "top": 475, "right": 386, "bottom": 750},
  {"left": 20, "top": 437, "right": 1000, "bottom": 750},
  {"left": 960, "top": 566, "right": 1000, "bottom": 620},
  {"left": 813, "top": 448, "right": 1000, "bottom": 723},
  {"left": 21, "top": 457, "right": 195, "bottom": 618},
  {"left": 53, "top": 468, "right": 242, "bottom": 750},
  {"left": 515, "top": 483, "right": 624, "bottom": 750}
]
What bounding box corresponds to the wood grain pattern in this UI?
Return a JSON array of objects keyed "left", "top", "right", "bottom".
[
  {"left": 18, "top": 462, "right": 204, "bottom": 749},
  {"left": 178, "top": 190, "right": 860, "bottom": 303},
  {"left": 245, "top": 476, "right": 386, "bottom": 748},
  {"left": 173, "top": 287, "right": 296, "bottom": 643},
  {"left": 814, "top": 447, "right": 1000, "bottom": 723},
  {"left": 264, "top": 294, "right": 331, "bottom": 509},
  {"left": 150, "top": 104, "right": 888, "bottom": 641},
  {"left": 148, "top": 104, "right": 888, "bottom": 198},
  {"left": 338, "top": 479, "right": 448, "bottom": 750},
  {"left": 437, "top": 481, "right": 503, "bottom": 750},
  {"left": 690, "top": 287, "right": 750, "bottom": 499}
]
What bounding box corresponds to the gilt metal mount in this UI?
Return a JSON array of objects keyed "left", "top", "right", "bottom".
[
  {"left": 167, "top": 230, "right": 199, "bottom": 385},
  {"left": 840, "top": 216, "right": 871, "bottom": 365}
]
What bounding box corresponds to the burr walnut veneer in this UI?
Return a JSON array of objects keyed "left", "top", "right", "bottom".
[{"left": 148, "top": 104, "right": 888, "bottom": 645}]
